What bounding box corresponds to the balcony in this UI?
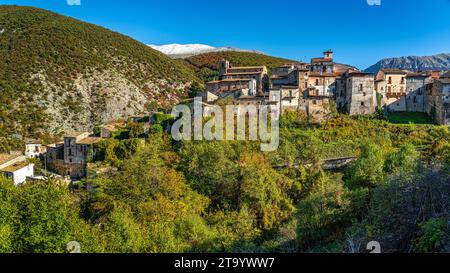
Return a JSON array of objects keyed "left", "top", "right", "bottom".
[{"left": 386, "top": 92, "right": 406, "bottom": 99}]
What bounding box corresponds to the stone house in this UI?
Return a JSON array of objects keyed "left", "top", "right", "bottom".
[
  {"left": 375, "top": 69, "right": 408, "bottom": 112},
  {"left": 271, "top": 63, "right": 310, "bottom": 90},
  {"left": 405, "top": 72, "right": 432, "bottom": 113},
  {"left": 311, "top": 50, "right": 334, "bottom": 74},
  {"left": 336, "top": 70, "right": 376, "bottom": 115},
  {"left": 208, "top": 60, "right": 269, "bottom": 94},
  {"left": 25, "top": 139, "right": 46, "bottom": 159},
  {"left": 426, "top": 77, "right": 450, "bottom": 125},
  {"left": 298, "top": 98, "right": 333, "bottom": 123},
  {"left": 46, "top": 132, "right": 103, "bottom": 179},
  {"left": 268, "top": 86, "right": 301, "bottom": 113}
]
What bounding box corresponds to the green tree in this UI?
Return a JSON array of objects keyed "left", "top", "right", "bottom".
[
  {"left": 413, "top": 218, "right": 448, "bottom": 253},
  {"left": 345, "top": 143, "right": 385, "bottom": 188}
]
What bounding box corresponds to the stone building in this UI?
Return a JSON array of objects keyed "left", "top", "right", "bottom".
[
  {"left": 426, "top": 77, "right": 450, "bottom": 125},
  {"left": 375, "top": 69, "right": 408, "bottom": 112},
  {"left": 268, "top": 86, "right": 301, "bottom": 113},
  {"left": 25, "top": 139, "right": 46, "bottom": 159},
  {"left": 307, "top": 72, "right": 336, "bottom": 97},
  {"left": 207, "top": 60, "right": 269, "bottom": 95},
  {"left": 405, "top": 72, "right": 432, "bottom": 113},
  {"left": 298, "top": 98, "right": 333, "bottom": 123},
  {"left": 271, "top": 63, "right": 310, "bottom": 89},
  {"left": 308, "top": 50, "right": 337, "bottom": 97},
  {"left": 46, "top": 132, "right": 102, "bottom": 179},
  {"left": 311, "top": 50, "right": 334, "bottom": 74},
  {"left": 336, "top": 70, "right": 376, "bottom": 115}
]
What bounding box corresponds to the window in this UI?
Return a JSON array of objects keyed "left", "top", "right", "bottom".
[
  {"left": 315, "top": 79, "right": 319, "bottom": 86},
  {"left": 388, "top": 77, "right": 392, "bottom": 84},
  {"left": 359, "top": 84, "right": 363, "bottom": 92},
  {"left": 413, "top": 96, "right": 417, "bottom": 103},
  {"left": 361, "top": 102, "right": 365, "bottom": 106},
  {"left": 68, "top": 148, "right": 72, "bottom": 156}
]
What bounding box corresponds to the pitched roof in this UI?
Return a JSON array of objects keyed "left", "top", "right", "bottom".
[
  {"left": 223, "top": 71, "right": 263, "bottom": 76},
  {"left": 1, "top": 161, "right": 31, "bottom": 173},
  {"left": 0, "top": 152, "right": 23, "bottom": 166},
  {"left": 208, "top": 78, "right": 253, "bottom": 84},
  {"left": 229, "top": 66, "right": 265, "bottom": 70},
  {"left": 77, "top": 137, "right": 103, "bottom": 145},
  {"left": 380, "top": 69, "right": 408, "bottom": 75},
  {"left": 311, "top": 58, "right": 333, "bottom": 63}
]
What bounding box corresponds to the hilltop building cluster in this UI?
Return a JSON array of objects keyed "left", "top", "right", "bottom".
[
  {"left": 203, "top": 50, "right": 450, "bottom": 125},
  {"left": 1, "top": 115, "right": 153, "bottom": 185},
  {"left": 2, "top": 50, "right": 450, "bottom": 186}
]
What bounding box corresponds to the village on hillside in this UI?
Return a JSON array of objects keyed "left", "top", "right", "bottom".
[{"left": 1, "top": 50, "right": 450, "bottom": 186}]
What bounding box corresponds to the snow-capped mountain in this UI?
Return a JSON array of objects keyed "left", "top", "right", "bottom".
[{"left": 148, "top": 43, "right": 262, "bottom": 58}]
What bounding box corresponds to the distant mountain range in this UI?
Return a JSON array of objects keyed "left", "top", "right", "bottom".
[
  {"left": 149, "top": 43, "right": 263, "bottom": 58},
  {"left": 365, "top": 53, "right": 450, "bottom": 73}
]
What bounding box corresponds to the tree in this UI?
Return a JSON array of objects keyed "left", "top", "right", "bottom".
[
  {"left": 384, "top": 143, "right": 419, "bottom": 175},
  {"left": 10, "top": 180, "right": 79, "bottom": 253},
  {"left": 103, "top": 203, "right": 147, "bottom": 253},
  {"left": 239, "top": 153, "right": 295, "bottom": 231},
  {"left": 296, "top": 177, "right": 369, "bottom": 250},
  {"left": 345, "top": 143, "right": 385, "bottom": 188},
  {"left": 0, "top": 178, "right": 17, "bottom": 253},
  {"left": 413, "top": 218, "right": 448, "bottom": 253}
]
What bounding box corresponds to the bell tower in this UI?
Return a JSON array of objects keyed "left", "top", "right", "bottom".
[{"left": 218, "top": 59, "right": 230, "bottom": 76}]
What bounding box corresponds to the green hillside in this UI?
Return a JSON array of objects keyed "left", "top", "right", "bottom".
[{"left": 0, "top": 5, "right": 198, "bottom": 151}]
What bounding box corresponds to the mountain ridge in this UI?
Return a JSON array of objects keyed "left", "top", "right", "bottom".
[{"left": 365, "top": 53, "right": 450, "bottom": 73}]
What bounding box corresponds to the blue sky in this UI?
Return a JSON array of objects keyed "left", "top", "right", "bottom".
[{"left": 1, "top": 0, "right": 450, "bottom": 69}]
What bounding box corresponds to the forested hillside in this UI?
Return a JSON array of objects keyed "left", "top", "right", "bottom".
[
  {"left": 1, "top": 113, "right": 449, "bottom": 253},
  {"left": 0, "top": 6, "right": 199, "bottom": 151}
]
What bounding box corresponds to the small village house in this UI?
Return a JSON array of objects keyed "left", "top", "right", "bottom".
[
  {"left": 405, "top": 72, "right": 433, "bottom": 113},
  {"left": 426, "top": 74, "right": 450, "bottom": 125},
  {"left": 336, "top": 70, "right": 376, "bottom": 115},
  {"left": 0, "top": 152, "right": 34, "bottom": 185},
  {"left": 25, "top": 139, "right": 46, "bottom": 159},
  {"left": 375, "top": 69, "right": 408, "bottom": 112}
]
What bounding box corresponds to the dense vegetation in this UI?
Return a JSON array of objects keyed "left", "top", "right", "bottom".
[
  {"left": 1, "top": 113, "right": 449, "bottom": 253},
  {"left": 0, "top": 6, "right": 199, "bottom": 151}
]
